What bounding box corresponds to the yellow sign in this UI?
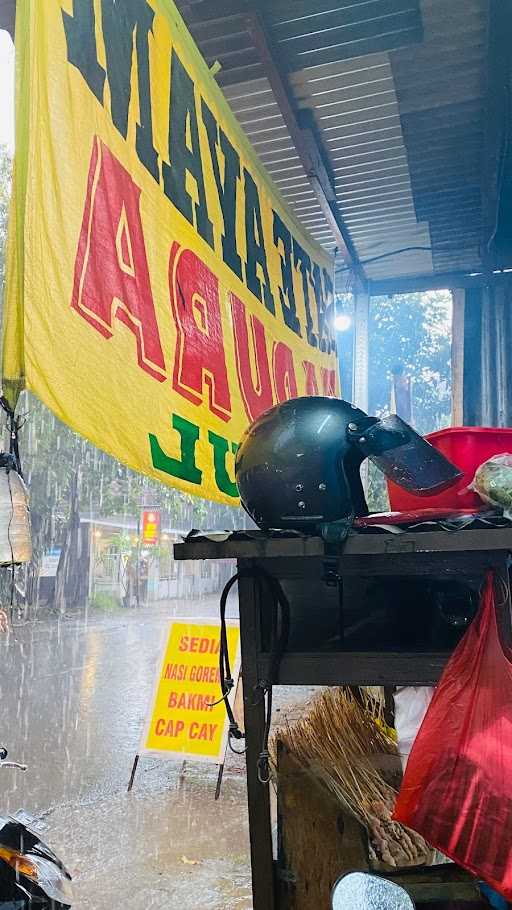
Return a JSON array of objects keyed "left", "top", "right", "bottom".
[
  {"left": 3, "top": 0, "right": 338, "bottom": 506},
  {"left": 143, "top": 619, "right": 240, "bottom": 762}
]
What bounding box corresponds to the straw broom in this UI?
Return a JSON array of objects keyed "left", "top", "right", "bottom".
[{"left": 273, "top": 687, "right": 436, "bottom": 869}]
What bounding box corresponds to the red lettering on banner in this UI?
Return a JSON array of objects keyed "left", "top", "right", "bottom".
[
  {"left": 303, "top": 360, "right": 319, "bottom": 396},
  {"left": 71, "top": 137, "right": 166, "bottom": 382},
  {"left": 273, "top": 341, "right": 298, "bottom": 402},
  {"left": 231, "top": 294, "right": 274, "bottom": 422},
  {"left": 321, "top": 367, "right": 337, "bottom": 396},
  {"left": 169, "top": 243, "right": 231, "bottom": 421}
]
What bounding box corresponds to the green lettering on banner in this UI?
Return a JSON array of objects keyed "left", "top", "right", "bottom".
[
  {"left": 273, "top": 211, "right": 301, "bottom": 337},
  {"left": 62, "top": 0, "right": 105, "bottom": 102},
  {"left": 208, "top": 432, "right": 239, "bottom": 498},
  {"left": 101, "top": 0, "right": 159, "bottom": 182},
  {"left": 202, "top": 100, "right": 243, "bottom": 280},
  {"left": 293, "top": 239, "right": 317, "bottom": 349},
  {"left": 150, "top": 413, "right": 202, "bottom": 484},
  {"left": 163, "top": 50, "right": 214, "bottom": 248},
  {"left": 244, "top": 169, "right": 275, "bottom": 315}
]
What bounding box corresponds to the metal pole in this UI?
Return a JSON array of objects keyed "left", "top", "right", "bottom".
[
  {"left": 451, "top": 289, "right": 465, "bottom": 426},
  {"left": 135, "top": 514, "right": 141, "bottom": 609},
  {"left": 127, "top": 754, "right": 140, "bottom": 792},
  {"left": 215, "top": 763, "right": 225, "bottom": 800},
  {"left": 353, "top": 291, "right": 369, "bottom": 414},
  {"left": 353, "top": 292, "right": 370, "bottom": 492}
]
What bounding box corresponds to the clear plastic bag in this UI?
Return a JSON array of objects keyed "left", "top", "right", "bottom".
[{"left": 470, "top": 454, "right": 512, "bottom": 518}]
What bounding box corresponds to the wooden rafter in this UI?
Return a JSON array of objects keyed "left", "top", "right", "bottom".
[{"left": 243, "top": 10, "right": 367, "bottom": 290}]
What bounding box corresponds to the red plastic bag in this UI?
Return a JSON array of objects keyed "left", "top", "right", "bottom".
[{"left": 393, "top": 572, "right": 512, "bottom": 898}]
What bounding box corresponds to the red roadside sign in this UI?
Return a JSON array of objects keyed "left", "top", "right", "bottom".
[{"left": 141, "top": 510, "right": 160, "bottom": 546}]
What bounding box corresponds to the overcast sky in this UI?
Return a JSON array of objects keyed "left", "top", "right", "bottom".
[{"left": 0, "top": 31, "right": 15, "bottom": 151}]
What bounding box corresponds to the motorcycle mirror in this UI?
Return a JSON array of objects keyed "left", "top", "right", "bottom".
[{"left": 332, "top": 872, "right": 415, "bottom": 909}]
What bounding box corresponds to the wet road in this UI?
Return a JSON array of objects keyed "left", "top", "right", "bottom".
[
  {"left": 0, "top": 598, "right": 317, "bottom": 909},
  {"left": 0, "top": 596, "right": 254, "bottom": 909}
]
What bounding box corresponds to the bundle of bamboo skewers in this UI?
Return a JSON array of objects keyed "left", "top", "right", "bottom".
[{"left": 273, "top": 687, "right": 438, "bottom": 869}]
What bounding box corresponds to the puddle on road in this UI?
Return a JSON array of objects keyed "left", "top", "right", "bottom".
[
  {"left": 0, "top": 604, "right": 317, "bottom": 909},
  {"left": 48, "top": 771, "right": 253, "bottom": 910}
]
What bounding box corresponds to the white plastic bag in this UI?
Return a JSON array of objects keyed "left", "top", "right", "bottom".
[
  {"left": 394, "top": 689, "right": 449, "bottom": 865},
  {"left": 393, "top": 686, "right": 434, "bottom": 772}
]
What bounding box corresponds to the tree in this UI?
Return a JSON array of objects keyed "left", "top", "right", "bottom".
[
  {"left": 368, "top": 291, "right": 452, "bottom": 435},
  {"left": 366, "top": 292, "right": 452, "bottom": 510}
]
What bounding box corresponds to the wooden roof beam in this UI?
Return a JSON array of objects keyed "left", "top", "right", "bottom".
[{"left": 243, "top": 10, "right": 367, "bottom": 290}]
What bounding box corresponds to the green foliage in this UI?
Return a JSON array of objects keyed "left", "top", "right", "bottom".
[
  {"left": 366, "top": 292, "right": 452, "bottom": 511},
  {"left": 369, "top": 291, "right": 452, "bottom": 435},
  {"left": 89, "top": 591, "right": 122, "bottom": 612}
]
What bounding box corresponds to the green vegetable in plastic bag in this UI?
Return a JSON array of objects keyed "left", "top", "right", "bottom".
[{"left": 471, "top": 454, "right": 512, "bottom": 517}]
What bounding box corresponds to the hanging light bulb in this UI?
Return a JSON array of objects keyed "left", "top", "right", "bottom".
[{"left": 0, "top": 454, "right": 32, "bottom": 565}]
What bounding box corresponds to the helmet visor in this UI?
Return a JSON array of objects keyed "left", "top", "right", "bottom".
[{"left": 359, "top": 415, "right": 463, "bottom": 495}]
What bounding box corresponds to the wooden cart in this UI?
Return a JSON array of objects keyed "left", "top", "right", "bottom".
[{"left": 175, "top": 527, "right": 512, "bottom": 909}]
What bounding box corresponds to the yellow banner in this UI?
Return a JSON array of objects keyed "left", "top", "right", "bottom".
[
  {"left": 143, "top": 619, "right": 240, "bottom": 762},
  {"left": 4, "top": 0, "right": 338, "bottom": 504}
]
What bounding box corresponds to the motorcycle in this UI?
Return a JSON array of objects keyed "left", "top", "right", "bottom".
[
  {"left": 0, "top": 747, "right": 73, "bottom": 908},
  {"left": 332, "top": 872, "right": 414, "bottom": 909}
]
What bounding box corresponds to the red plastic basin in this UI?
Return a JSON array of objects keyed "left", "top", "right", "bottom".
[{"left": 386, "top": 426, "right": 512, "bottom": 512}]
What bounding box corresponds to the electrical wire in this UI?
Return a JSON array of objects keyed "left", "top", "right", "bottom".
[
  {"left": 335, "top": 246, "right": 433, "bottom": 274},
  {"left": 212, "top": 566, "right": 290, "bottom": 774}
]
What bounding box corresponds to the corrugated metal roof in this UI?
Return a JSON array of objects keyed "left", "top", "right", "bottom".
[
  {"left": 176, "top": 0, "right": 489, "bottom": 284},
  {"left": 391, "top": 0, "right": 486, "bottom": 274},
  {"left": 184, "top": 0, "right": 423, "bottom": 80},
  {"left": 222, "top": 75, "right": 337, "bottom": 247},
  {"left": 289, "top": 51, "right": 433, "bottom": 279}
]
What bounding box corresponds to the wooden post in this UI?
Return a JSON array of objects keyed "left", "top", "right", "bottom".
[{"left": 238, "top": 561, "right": 275, "bottom": 910}]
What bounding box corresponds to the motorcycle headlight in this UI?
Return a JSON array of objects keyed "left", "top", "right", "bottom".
[
  {"left": 0, "top": 846, "right": 73, "bottom": 905},
  {"left": 0, "top": 844, "right": 39, "bottom": 879}
]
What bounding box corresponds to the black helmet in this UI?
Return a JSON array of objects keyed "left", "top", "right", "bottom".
[{"left": 235, "top": 396, "right": 462, "bottom": 533}]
